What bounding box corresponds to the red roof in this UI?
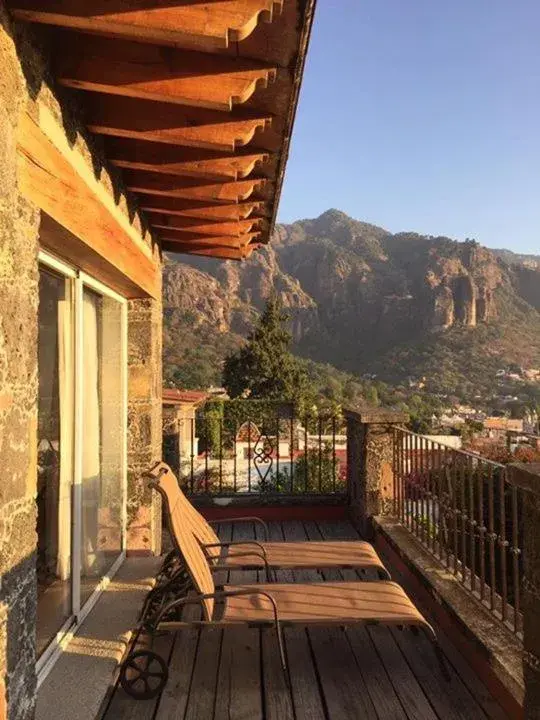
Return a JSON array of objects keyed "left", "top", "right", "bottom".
[{"left": 162, "top": 388, "right": 209, "bottom": 406}]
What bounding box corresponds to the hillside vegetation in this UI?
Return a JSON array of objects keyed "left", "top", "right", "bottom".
[{"left": 163, "top": 210, "right": 540, "bottom": 405}]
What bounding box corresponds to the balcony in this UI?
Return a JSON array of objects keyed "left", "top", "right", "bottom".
[
  {"left": 102, "top": 516, "right": 510, "bottom": 720},
  {"left": 36, "top": 403, "right": 537, "bottom": 718},
  {"left": 94, "top": 402, "right": 535, "bottom": 719}
]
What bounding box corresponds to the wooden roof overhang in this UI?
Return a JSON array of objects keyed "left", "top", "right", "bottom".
[{"left": 10, "top": 0, "right": 316, "bottom": 261}]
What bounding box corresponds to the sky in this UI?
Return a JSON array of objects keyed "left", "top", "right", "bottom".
[{"left": 277, "top": 1, "right": 540, "bottom": 254}]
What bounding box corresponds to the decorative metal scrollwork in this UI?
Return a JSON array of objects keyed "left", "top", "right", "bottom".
[{"left": 253, "top": 430, "right": 274, "bottom": 488}]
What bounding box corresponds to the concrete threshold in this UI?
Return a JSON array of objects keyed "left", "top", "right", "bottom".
[{"left": 36, "top": 556, "right": 161, "bottom": 720}]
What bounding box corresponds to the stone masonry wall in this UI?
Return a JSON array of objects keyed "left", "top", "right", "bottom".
[
  {"left": 0, "top": 8, "right": 41, "bottom": 719},
  {"left": 361, "top": 422, "right": 396, "bottom": 519},
  {"left": 0, "top": 6, "right": 163, "bottom": 716},
  {"left": 127, "top": 297, "right": 163, "bottom": 555},
  {"left": 346, "top": 411, "right": 407, "bottom": 539}
]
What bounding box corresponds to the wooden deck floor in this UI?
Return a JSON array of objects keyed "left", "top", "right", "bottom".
[{"left": 102, "top": 520, "right": 509, "bottom": 720}]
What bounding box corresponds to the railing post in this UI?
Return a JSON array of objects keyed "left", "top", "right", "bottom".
[
  {"left": 509, "top": 463, "right": 540, "bottom": 719},
  {"left": 345, "top": 410, "right": 409, "bottom": 537}
]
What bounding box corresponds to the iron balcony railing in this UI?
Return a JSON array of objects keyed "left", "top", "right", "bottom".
[
  {"left": 393, "top": 427, "right": 524, "bottom": 637},
  {"left": 168, "top": 400, "right": 347, "bottom": 497}
]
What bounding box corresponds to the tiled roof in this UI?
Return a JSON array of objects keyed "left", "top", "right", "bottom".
[{"left": 162, "top": 388, "right": 209, "bottom": 406}]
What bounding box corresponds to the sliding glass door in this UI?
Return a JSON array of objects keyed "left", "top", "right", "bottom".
[
  {"left": 37, "top": 253, "right": 127, "bottom": 672},
  {"left": 80, "top": 287, "right": 125, "bottom": 605},
  {"left": 37, "top": 267, "right": 74, "bottom": 658}
]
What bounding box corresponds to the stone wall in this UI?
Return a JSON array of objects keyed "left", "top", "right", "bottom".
[
  {"left": 0, "top": 9, "right": 41, "bottom": 719},
  {"left": 127, "top": 298, "right": 163, "bottom": 555},
  {"left": 0, "top": 6, "right": 163, "bottom": 716},
  {"left": 345, "top": 410, "right": 408, "bottom": 538}
]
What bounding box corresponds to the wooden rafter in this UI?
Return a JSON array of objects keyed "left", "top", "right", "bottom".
[
  {"left": 148, "top": 216, "right": 263, "bottom": 237},
  {"left": 139, "top": 198, "right": 268, "bottom": 221},
  {"left": 10, "top": 1, "right": 284, "bottom": 52},
  {"left": 125, "top": 172, "right": 267, "bottom": 202},
  {"left": 162, "top": 241, "right": 253, "bottom": 260},
  {"left": 159, "top": 229, "right": 260, "bottom": 247},
  {"left": 18, "top": 109, "right": 159, "bottom": 298},
  {"left": 85, "top": 95, "right": 274, "bottom": 153},
  {"left": 56, "top": 34, "right": 277, "bottom": 111},
  {"left": 106, "top": 139, "right": 269, "bottom": 181},
  {"left": 8, "top": 0, "right": 316, "bottom": 261}
]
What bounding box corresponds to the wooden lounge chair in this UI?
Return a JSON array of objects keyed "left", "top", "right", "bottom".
[
  {"left": 147, "top": 461, "right": 390, "bottom": 580},
  {"left": 119, "top": 466, "right": 447, "bottom": 699}
]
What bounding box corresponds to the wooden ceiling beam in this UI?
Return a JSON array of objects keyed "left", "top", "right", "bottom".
[
  {"left": 138, "top": 197, "right": 268, "bottom": 221},
  {"left": 17, "top": 109, "right": 159, "bottom": 299},
  {"left": 106, "top": 138, "right": 269, "bottom": 181},
  {"left": 148, "top": 216, "right": 263, "bottom": 236},
  {"left": 125, "top": 171, "right": 268, "bottom": 202},
  {"left": 85, "top": 95, "right": 274, "bottom": 152},
  {"left": 56, "top": 33, "right": 277, "bottom": 111},
  {"left": 157, "top": 229, "right": 260, "bottom": 244},
  {"left": 9, "top": 1, "right": 284, "bottom": 52},
  {"left": 161, "top": 236, "right": 242, "bottom": 249},
  {"left": 162, "top": 241, "right": 252, "bottom": 261}
]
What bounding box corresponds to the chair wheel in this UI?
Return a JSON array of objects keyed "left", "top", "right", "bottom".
[{"left": 119, "top": 650, "right": 168, "bottom": 700}]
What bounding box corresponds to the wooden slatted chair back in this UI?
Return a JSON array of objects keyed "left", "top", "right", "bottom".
[
  {"left": 151, "top": 462, "right": 222, "bottom": 560},
  {"left": 146, "top": 462, "right": 216, "bottom": 620},
  {"left": 175, "top": 481, "right": 221, "bottom": 560}
]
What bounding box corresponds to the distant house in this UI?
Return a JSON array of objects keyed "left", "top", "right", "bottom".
[
  {"left": 440, "top": 413, "right": 466, "bottom": 428},
  {"left": 484, "top": 417, "right": 524, "bottom": 433},
  {"left": 507, "top": 373, "right": 523, "bottom": 382},
  {"left": 162, "top": 389, "right": 210, "bottom": 469},
  {"left": 484, "top": 416, "right": 524, "bottom": 443},
  {"left": 423, "top": 435, "right": 463, "bottom": 450}
]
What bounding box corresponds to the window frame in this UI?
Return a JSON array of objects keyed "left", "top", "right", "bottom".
[{"left": 37, "top": 250, "right": 128, "bottom": 685}]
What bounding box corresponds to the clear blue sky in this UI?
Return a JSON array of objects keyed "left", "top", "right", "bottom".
[{"left": 277, "top": 1, "right": 540, "bottom": 254}]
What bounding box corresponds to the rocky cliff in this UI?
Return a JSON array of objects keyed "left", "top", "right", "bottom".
[{"left": 163, "top": 210, "right": 540, "bottom": 394}]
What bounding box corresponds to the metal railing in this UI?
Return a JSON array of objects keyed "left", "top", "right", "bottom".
[
  {"left": 170, "top": 400, "right": 347, "bottom": 498},
  {"left": 393, "top": 427, "right": 524, "bottom": 636}
]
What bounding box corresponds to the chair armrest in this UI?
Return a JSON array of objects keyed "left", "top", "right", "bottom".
[
  {"left": 204, "top": 540, "right": 268, "bottom": 559},
  {"left": 210, "top": 551, "right": 273, "bottom": 576},
  {"left": 156, "top": 588, "right": 280, "bottom": 628},
  {"left": 208, "top": 516, "right": 269, "bottom": 541}
]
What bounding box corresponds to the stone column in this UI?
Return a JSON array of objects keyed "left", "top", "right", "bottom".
[
  {"left": 0, "top": 9, "right": 41, "bottom": 719},
  {"left": 345, "top": 410, "right": 408, "bottom": 538},
  {"left": 127, "top": 295, "right": 163, "bottom": 555},
  {"left": 509, "top": 463, "right": 540, "bottom": 719}
]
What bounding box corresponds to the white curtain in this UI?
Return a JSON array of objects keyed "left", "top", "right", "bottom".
[
  {"left": 99, "top": 299, "right": 123, "bottom": 556},
  {"left": 82, "top": 292, "right": 101, "bottom": 574},
  {"left": 56, "top": 297, "right": 73, "bottom": 581}
]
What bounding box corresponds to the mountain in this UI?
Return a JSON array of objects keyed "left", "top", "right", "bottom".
[
  {"left": 492, "top": 248, "right": 540, "bottom": 271},
  {"left": 163, "top": 210, "right": 540, "bottom": 401}
]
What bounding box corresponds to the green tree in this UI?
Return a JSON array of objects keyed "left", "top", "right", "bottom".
[
  {"left": 223, "top": 298, "right": 308, "bottom": 404},
  {"left": 197, "top": 399, "right": 224, "bottom": 455},
  {"left": 294, "top": 443, "right": 342, "bottom": 493}
]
